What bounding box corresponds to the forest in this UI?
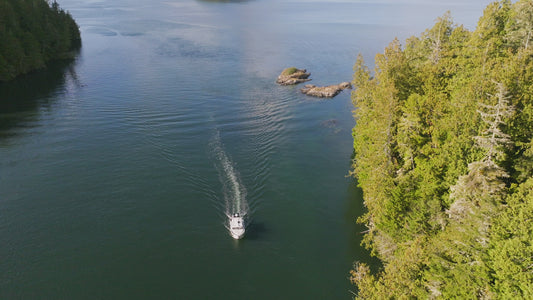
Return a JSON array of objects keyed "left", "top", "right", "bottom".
[
  {"left": 0, "top": 0, "right": 80, "bottom": 81},
  {"left": 350, "top": 0, "right": 532, "bottom": 298}
]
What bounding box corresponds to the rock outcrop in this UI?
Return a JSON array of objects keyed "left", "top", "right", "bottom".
[
  {"left": 276, "top": 67, "right": 311, "bottom": 85},
  {"left": 300, "top": 82, "right": 352, "bottom": 98}
]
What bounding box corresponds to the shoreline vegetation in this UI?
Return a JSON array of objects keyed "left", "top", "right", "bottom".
[
  {"left": 0, "top": 0, "right": 81, "bottom": 82},
  {"left": 349, "top": 0, "right": 532, "bottom": 298}
]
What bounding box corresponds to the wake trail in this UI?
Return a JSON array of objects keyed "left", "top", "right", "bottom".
[{"left": 210, "top": 130, "right": 248, "bottom": 218}]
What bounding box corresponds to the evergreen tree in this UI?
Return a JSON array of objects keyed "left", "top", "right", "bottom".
[
  {"left": 350, "top": 1, "right": 533, "bottom": 298},
  {"left": 0, "top": 0, "right": 81, "bottom": 81},
  {"left": 506, "top": 0, "right": 533, "bottom": 50}
]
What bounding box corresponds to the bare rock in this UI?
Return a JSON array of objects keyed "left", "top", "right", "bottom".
[
  {"left": 276, "top": 67, "right": 311, "bottom": 85},
  {"left": 300, "top": 82, "right": 352, "bottom": 98}
]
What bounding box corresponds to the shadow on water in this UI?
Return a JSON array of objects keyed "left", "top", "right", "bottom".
[
  {"left": 345, "top": 179, "right": 382, "bottom": 272},
  {"left": 243, "top": 220, "right": 268, "bottom": 241},
  {"left": 0, "top": 53, "right": 81, "bottom": 140}
]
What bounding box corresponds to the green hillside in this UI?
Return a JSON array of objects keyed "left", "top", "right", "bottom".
[
  {"left": 0, "top": 0, "right": 81, "bottom": 81},
  {"left": 350, "top": 0, "right": 533, "bottom": 298}
]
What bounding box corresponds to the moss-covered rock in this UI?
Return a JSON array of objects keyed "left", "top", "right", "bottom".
[
  {"left": 276, "top": 67, "right": 311, "bottom": 85},
  {"left": 281, "top": 67, "right": 298, "bottom": 76}
]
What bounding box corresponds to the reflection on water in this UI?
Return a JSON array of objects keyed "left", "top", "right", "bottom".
[{"left": 0, "top": 55, "right": 81, "bottom": 140}]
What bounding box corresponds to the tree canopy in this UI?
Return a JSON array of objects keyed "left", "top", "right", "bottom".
[
  {"left": 350, "top": 1, "right": 533, "bottom": 298},
  {"left": 0, "top": 0, "right": 81, "bottom": 81}
]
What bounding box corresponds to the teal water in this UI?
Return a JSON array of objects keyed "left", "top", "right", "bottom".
[{"left": 0, "top": 0, "right": 491, "bottom": 298}]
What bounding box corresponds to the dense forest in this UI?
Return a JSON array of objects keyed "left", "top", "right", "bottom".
[
  {"left": 0, "top": 0, "right": 80, "bottom": 81},
  {"left": 350, "top": 0, "right": 532, "bottom": 298}
]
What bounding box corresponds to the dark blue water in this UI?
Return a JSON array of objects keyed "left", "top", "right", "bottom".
[{"left": 0, "top": 0, "right": 492, "bottom": 298}]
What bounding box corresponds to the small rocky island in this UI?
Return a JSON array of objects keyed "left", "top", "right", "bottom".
[
  {"left": 276, "top": 67, "right": 311, "bottom": 85},
  {"left": 277, "top": 67, "right": 352, "bottom": 98},
  {"left": 300, "top": 82, "right": 352, "bottom": 98}
]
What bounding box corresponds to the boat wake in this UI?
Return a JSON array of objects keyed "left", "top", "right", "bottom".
[{"left": 210, "top": 130, "right": 249, "bottom": 239}]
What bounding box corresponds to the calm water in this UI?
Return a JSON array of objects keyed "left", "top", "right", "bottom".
[{"left": 0, "top": 0, "right": 491, "bottom": 298}]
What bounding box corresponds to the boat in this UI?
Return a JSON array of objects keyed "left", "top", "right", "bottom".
[{"left": 229, "top": 213, "right": 245, "bottom": 239}]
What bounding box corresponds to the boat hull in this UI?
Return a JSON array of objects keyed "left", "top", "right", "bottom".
[
  {"left": 230, "top": 229, "right": 245, "bottom": 239},
  {"left": 229, "top": 214, "right": 245, "bottom": 239}
]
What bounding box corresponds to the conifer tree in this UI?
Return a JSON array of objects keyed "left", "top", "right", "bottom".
[
  {"left": 0, "top": 0, "right": 81, "bottom": 81},
  {"left": 350, "top": 1, "right": 533, "bottom": 298},
  {"left": 506, "top": 0, "right": 533, "bottom": 50}
]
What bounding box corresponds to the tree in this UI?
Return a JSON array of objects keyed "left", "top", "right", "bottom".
[
  {"left": 506, "top": 0, "right": 533, "bottom": 50},
  {"left": 0, "top": 0, "right": 81, "bottom": 81},
  {"left": 350, "top": 2, "right": 533, "bottom": 298},
  {"left": 488, "top": 178, "right": 533, "bottom": 298}
]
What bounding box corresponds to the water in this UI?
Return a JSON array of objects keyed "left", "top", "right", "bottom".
[
  {"left": 210, "top": 129, "right": 249, "bottom": 224},
  {"left": 0, "top": 0, "right": 492, "bottom": 298}
]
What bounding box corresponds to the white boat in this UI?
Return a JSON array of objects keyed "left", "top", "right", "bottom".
[{"left": 229, "top": 213, "right": 245, "bottom": 239}]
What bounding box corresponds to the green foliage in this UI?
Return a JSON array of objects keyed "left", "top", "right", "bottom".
[
  {"left": 350, "top": 1, "right": 533, "bottom": 298},
  {"left": 0, "top": 0, "right": 81, "bottom": 81},
  {"left": 281, "top": 67, "right": 299, "bottom": 75},
  {"left": 488, "top": 178, "right": 533, "bottom": 299}
]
